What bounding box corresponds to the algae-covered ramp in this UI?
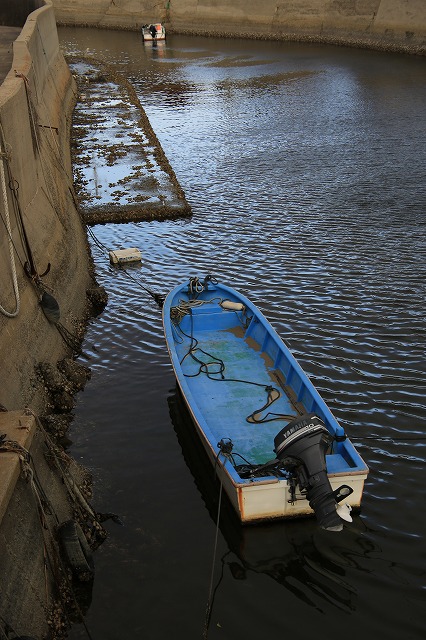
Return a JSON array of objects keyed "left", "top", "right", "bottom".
[{"left": 69, "top": 57, "right": 191, "bottom": 224}]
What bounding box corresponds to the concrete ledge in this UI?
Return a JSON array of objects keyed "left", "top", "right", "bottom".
[
  {"left": 165, "top": 27, "right": 426, "bottom": 56},
  {"left": 0, "top": 410, "right": 36, "bottom": 526},
  {"left": 0, "top": 5, "right": 102, "bottom": 637},
  {"left": 69, "top": 56, "right": 191, "bottom": 224}
]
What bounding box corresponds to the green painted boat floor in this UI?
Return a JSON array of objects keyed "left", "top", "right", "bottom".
[{"left": 176, "top": 327, "right": 299, "bottom": 464}]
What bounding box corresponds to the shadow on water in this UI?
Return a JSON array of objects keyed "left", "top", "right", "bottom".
[{"left": 167, "top": 388, "right": 379, "bottom": 619}]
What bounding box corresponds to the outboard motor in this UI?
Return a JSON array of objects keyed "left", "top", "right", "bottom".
[{"left": 274, "top": 413, "right": 346, "bottom": 531}]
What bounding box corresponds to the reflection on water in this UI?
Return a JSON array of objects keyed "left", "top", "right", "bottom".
[
  {"left": 169, "top": 389, "right": 366, "bottom": 616},
  {"left": 59, "top": 28, "right": 426, "bottom": 640}
]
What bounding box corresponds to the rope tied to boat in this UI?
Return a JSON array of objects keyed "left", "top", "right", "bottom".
[
  {"left": 86, "top": 225, "right": 166, "bottom": 307},
  {"left": 203, "top": 462, "right": 225, "bottom": 640},
  {"left": 187, "top": 274, "right": 217, "bottom": 299},
  {"left": 212, "top": 434, "right": 295, "bottom": 480},
  {"left": 216, "top": 438, "right": 234, "bottom": 457}
]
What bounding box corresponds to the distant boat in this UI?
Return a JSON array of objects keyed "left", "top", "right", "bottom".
[
  {"left": 141, "top": 23, "right": 166, "bottom": 42},
  {"left": 163, "top": 276, "right": 369, "bottom": 531}
]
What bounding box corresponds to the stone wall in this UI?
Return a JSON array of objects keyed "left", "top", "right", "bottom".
[
  {"left": 0, "top": 0, "right": 96, "bottom": 414},
  {"left": 51, "top": 0, "right": 426, "bottom": 53}
]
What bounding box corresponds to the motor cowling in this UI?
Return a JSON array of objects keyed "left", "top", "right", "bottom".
[{"left": 274, "top": 413, "right": 344, "bottom": 531}]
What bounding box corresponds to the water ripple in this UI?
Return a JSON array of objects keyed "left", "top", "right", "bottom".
[{"left": 61, "top": 28, "right": 426, "bottom": 640}]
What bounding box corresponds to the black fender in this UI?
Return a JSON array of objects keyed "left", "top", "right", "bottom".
[{"left": 58, "top": 520, "right": 94, "bottom": 582}]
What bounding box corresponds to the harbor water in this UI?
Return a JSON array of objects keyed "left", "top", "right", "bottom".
[{"left": 59, "top": 28, "right": 426, "bottom": 640}]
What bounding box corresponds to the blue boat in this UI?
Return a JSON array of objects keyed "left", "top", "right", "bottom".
[{"left": 163, "top": 276, "right": 369, "bottom": 531}]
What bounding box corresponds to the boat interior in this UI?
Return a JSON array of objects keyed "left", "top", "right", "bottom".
[{"left": 170, "top": 292, "right": 366, "bottom": 477}]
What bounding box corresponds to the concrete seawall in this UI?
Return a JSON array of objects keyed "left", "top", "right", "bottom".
[
  {"left": 0, "top": 3, "right": 105, "bottom": 637},
  {"left": 51, "top": 0, "right": 426, "bottom": 54},
  {"left": 0, "top": 1, "right": 97, "bottom": 413}
]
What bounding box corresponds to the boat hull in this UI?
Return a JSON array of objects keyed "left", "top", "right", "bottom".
[
  {"left": 163, "top": 278, "right": 368, "bottom": 524},
  {"left": 142, "top": 24, "right": 166, "bottom": 41},
  {"left": 177, "top": 383, "right": 367, "bottom": 523}
]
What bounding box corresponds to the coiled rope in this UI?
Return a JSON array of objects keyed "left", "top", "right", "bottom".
[
  {"left": 170, "top": 298, "right": 217, "bottom": 324},
  {"left": 0, "top": 137, "right": 20, "bottom": 317},
  {"left": 174, "top": 308, "right": 295, "bottom": 424}
]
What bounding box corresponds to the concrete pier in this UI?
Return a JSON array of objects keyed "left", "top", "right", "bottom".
[{"left": 69, "top": 57, "right": 191, "bottom": 224}]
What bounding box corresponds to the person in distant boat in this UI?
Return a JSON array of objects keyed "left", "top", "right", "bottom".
[{"left": 149, "top": 25, "right": 156, "bottom": 39}]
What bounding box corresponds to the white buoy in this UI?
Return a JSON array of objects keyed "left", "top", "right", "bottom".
[
  {"left": 109, "top": 248, "right": 142, "bottom": 265},
  {"left": 220, "top": 300, "right": 245, "bottom": 312}
]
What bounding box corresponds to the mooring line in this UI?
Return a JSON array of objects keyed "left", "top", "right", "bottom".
[{"left": 203, "top": 476, "right": 224, "bottom": 639}]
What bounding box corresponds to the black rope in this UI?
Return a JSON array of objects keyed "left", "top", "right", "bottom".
[
  {"left": 177, "top": 311, "right": 294, "bottom": 424},
  {"left": 0, "top": 147, "right": 48, "bottom": 287},
  {"left": 211, "top": 435, "right": 295, "bottom": 479},
  {"left": 55, "top": 322, "right": 89, "bottom": 359},
  {"left": 178, "top": 315, "right": 265, "bottom": 387},
  {"left": 86, "top": 224, "right": 107, "bottom": 254},
  {"left": 7, "top": 172, "right": 50, "bottom": 280},
  {"left": 188, "top": 275, "right": 217, "bottom": 300},
  {"left": 203, "top": 485, "right": 228, "bottom": 639},
  {"left": 246, "top": 385, "right": 295, "bottom": 424},
  {"left": 39, "top": 291, "right": 90, "bottom": 359},
  {"left": 86, "top": 226, "right": 165, "bottom": 307},
  {"left": 115, "top": 261, "right": 165, "bottom": 308}
]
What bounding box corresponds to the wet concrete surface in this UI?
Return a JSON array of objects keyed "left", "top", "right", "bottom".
[{"left": 68, "top": 56, "right": 191, "bottom": 224}]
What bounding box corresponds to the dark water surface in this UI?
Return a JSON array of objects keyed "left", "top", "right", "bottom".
[{"left": 59, "top": 28, "right": 426, "bottom": 639}]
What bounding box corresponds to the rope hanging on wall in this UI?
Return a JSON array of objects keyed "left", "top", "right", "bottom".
[{"left": 0, "top": 138, "right": 20, "bottom": 318}]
